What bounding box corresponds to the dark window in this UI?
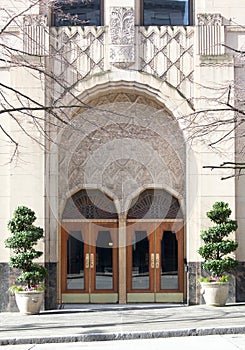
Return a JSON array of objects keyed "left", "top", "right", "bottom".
[
  {"left": 52, "top": 0, "right": 102, "bottom": 27},
  {"left": 143, "top": 0, "right": 191, "bottom": 26}
]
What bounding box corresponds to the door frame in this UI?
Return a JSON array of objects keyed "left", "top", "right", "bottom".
[
  {"left": 126, "top": 219, "right": 185, "bottom": 303},
  {"left": 60, "top": 219, "right": 118, "bottom": 303}
]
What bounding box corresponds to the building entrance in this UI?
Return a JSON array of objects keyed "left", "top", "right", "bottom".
[
  {"left": 126, "top": 221, "right": 184, "bottom": 302},
  {"left": 60, "top": 189, "right": 185, "bottom": 304},
  {"left": 61, "top": 221, "right": 118, "bottom": 303}
]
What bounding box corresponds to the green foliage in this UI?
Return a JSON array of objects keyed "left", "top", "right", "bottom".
[
  {"left": 5, "top": 206, "right": 47, "bottom": 289},
  {"left": 198, "top": 275, "right": 229, "bottom": 283},
  {"left": 198, "top": 202, "right": 238, "bottom": 278}
]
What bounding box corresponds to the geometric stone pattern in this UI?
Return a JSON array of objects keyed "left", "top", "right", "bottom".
[
  {"left": 49, "top": 25, "right": 194, "bottom": 102},
  {"left": 59, "top": 93, "right": 185, "bottom": 215},
  {"left": 138, "top": 26, "right": 194, "bottom": 102},
  {"left": 49, "top": 26, "right": 105, "bottom": 100}
]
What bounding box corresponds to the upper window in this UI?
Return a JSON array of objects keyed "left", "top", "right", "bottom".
[
  {"left": 51, "top": 0, "right": 102, "bottom": 27},
  {"left": 143, "top": 0, "right": 191, "bottom": 26}
]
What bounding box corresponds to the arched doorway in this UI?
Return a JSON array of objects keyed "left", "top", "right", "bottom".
[
  {"left": 61, "top": 189, "right": 119, "bottom": 303},
  {"left": 60, "top": 189, "right": 185, "bottom": 304},
  {"left": 126, "top": 189, "right": 184, "bottom": 303},
  {"left": 57, "top": 89, "right": 186, "bottom": 305}
]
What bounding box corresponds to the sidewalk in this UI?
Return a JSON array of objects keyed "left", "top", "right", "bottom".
[{"left": 1, "top": 303, "right": 245, "bottom": 346}]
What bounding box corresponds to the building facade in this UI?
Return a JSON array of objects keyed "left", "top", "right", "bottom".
[{"left": 0, "top": 0, "right": 245, "bottom": 311}]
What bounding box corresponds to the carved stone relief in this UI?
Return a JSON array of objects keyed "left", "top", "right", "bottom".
[
  {"left": 197, "top": 14, "right": 224, "bottom": 55},
  {"left": 197, "top": 13, "right": 223, "bottom": 26},
  {"left": 58, "top": 93, "right": 185, "bottom": 215},
  {"left": 23, "top": 15, "right": 47, "bottom": 55},
  {"left": 109, "top": 7, "right": 135, "bottom": 68}
]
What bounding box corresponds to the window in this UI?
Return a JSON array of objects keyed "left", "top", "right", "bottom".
[
  {"left": 143, "top": 0, "right": 192, "bottom": 26},
  {"left": 52, "top": 0, "right": 102, "bottom": 27}
]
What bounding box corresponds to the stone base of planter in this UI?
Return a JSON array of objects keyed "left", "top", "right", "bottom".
[
  {"left": 201, "top": 282, "right": 229, "bottom": 306},
  {"left": 15, "top": 291, "right": 44, "bottom": 315}
]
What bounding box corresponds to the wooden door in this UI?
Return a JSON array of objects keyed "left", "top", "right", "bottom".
[
  {"left": 61, "top": 221, "right": 118, "bottom": 301},
  {"left": 61, "top": 222, "right": 89, "bottom": 293},
  {"left": 126, "top": 221, "right": 184, "bottom": 302},
  {"left": 90, "top": 222, "right": 118, "bottom": 293},
  {"left": 155, "top": 222, "right": 184, "bottom": 293},
  {"left": 126, "top": 223, "right": 155, "bottom": 293}
]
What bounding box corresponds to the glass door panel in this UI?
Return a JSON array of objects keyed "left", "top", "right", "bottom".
[
  {"left": 67, "top": 231, "right": 85, "bottom": 290},
  {"left": 127, "top": 222, "right": 184, "bottom": 299},
  {"left": 160, "top": 231, "right": 178, "bottom": 290},
  {"left": 61, "top": 221, "right": 118, "bottom": 303},
  {"left": 61, "top": 223, "right": 89, "bottom": 294},
  {"left": 91, "top": 222, "right": 118, "bottom": 293},
  {"left": 127, "top": 223, "right": 154, "bottom": 293},
  {"left": 95, "top": 231, "right": 113, "bottom": 290},
  {"left": 132, "top": 231, "right": 150, "bottom": 289},
  {"left": 156, "top": 222, "right": 184, "bottom": 293}
]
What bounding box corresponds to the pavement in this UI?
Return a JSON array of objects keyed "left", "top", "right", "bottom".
[{"left": 1, "top": 303, "right": 245, "bottom": 346}]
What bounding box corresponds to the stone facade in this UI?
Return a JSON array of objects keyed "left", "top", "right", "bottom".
[{"left": 0, "top": 0, "right": 245, "bottom": 310}]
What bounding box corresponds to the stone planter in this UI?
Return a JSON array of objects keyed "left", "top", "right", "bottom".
[
  {"left": 15, "top": 290, "right": 44, "bottom": 315},
  {"left": 200, "top": 282, "right": 229, "bottom": 306}
]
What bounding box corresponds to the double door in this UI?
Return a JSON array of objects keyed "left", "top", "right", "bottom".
[
  {"left": 61, "top": 220, "right": 184, "bottom": 304},
  {"left": 61, "top": 221, "right": 118, "bottom": 303},
  {"left": 126, "top": 222, "right": 184, "bottom": 302}
]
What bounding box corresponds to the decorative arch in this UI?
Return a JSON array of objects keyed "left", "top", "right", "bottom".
[
  {"left": 64, "top": 70, "right": 194, "bottom": 136},
  {"left": 127, "top": 189, "right": 183, "bottom": 219},
  {"left": 62, "top": 189, "right": 118, "bottom": 219},
  {"left": 57, "top": 75, "right": 188, "bottom": 220}
]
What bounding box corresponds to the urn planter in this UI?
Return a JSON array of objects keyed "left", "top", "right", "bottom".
[
  {"left": 201, "top": 281, "right": 229, "bottom": 306},
  {"left": 15, "top": 290, "right": 44, "bottom": 315}
]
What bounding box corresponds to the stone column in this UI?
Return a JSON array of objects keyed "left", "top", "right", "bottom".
[{"left": 118, "top": 214, "right": 127, "bottom": 303}]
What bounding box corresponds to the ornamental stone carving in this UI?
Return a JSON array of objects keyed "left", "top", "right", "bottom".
[
  {"left": 58, "top": 93, "right": 185, "bottom": 215},
  {"left": 23, "top": 15, "right": 48, "bottom": 55},
  {"left": 197, "top": 13, "right": 223, "bottom": 26},
  {"left": 197, "top": 14, "right": 224, "bottom": 55},
  {"left": 109, "top": 7, "right": 135, "bottom": 68},
  {"left": 23, "top": 14, "right": 47, "bottom": 26}
]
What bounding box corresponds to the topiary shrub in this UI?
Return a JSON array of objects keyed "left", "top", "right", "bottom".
[
  {"left": 5, "top": 206, "right": 47, "bottom": 290},
  {"left": 198, "top": 201, "right": 238, "bottom": 279}
]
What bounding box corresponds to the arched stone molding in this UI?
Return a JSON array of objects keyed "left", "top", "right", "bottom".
[{"left": 60, "top": 70, "right": 194, "bottom": 138}]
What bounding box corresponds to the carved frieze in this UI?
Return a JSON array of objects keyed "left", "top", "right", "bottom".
[
  {"left": 23, "top": 14, "right": 47, "bottom": 26},
  {"left": 109, "top": 7, "right": 135, "bottom": 68},
  {"left": 23, "top": 15, "right": 48, "bottom": 55},
  {"left": 197, "top": 13, "right": 223, "bottom": 26},
  {"left": 197, "top": 14, "right": 224, "bottom": 55}
]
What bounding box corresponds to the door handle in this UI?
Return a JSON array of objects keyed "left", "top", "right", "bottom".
[
  {"left": 150, "top": 253, "right": 160, "bottom": 268},
  {"left": 90, "top": 253, "right": 94, "bottom": 269},
  {"left": 85, "top": 253, "right": 90, "bottom": 269},
  {"left": 156, "top": 253, "right": 160, "bottom": 269},
  {"left": 151, "top": 253, "right": 155, "bottom": 268},
  {"left": 85, "top": 253, "right": 95, "bottom": 269}
]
